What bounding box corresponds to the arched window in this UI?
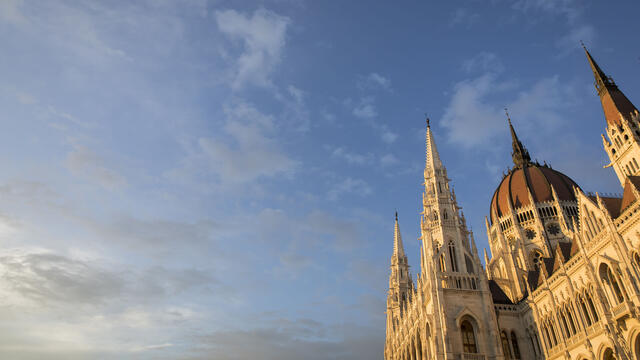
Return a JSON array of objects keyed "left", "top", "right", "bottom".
[
  {"left": 532, "top": 331, "right": 541, "bottom": 357},
  {"left": 609, "top": 267, "right": 625, "bottom": 303},
  {"left": 443, "top": 209, "right": 448, "bottom": 220},
  {"left": 586, "top": 292, "right": 599, "bottom": 322},
  {"left": 501, "top": 331, "right": 512, "bottom": 359},
  {"left": 560, "top": 311, "right": 571, "bottom": 338},
  {"left": 448, "top": 241, "right": 458, "bottom": 272},
  {"left": 439, "top": 254, "right": 446, "bottom": 272},
  {"left": 511, "top": 331, "right": 521, "bottom": 359},
  {"left": 548, "top": 320, "right": 558, "bottom": 346},
  {"left": 542, "top": 324, "right": 552, "bottom": 349},
  {"left": 528, "top": 331, "right": 537, "bottom": 358},
  {"left": 566, "top": 307, "right": 577, "bottom": 334},
  {"left": 601, "top": 264, "right": 625, "bottom": 304},
  {"left": 633, "top": 252, "right": 640, "bottom": 272},
  {"left": 580, "top": 296, "right": 592, "bottom": 326},
  {"left": 461, "top": 320, "right": 477, "bottom": 353},
  {"left": 465, "top": 255, "right": 474, "bottom": 274}
]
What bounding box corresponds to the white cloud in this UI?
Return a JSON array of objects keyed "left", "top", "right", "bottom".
[
  {"left": 328, "top": 146, "right": 373, "bottom": 165},
  {"left": 512, "top": 0, "right": 583, "bottom": 23},
  {"left": 380, "top": 129, "right": 398, "bottom": 144},
  {"left": 0, "top": 0, "right": 28, "bottom": 25},
  {"left": 380, "top": 154, "right": 398, "bottom": 166},
  {"left": 352, "top": 97, "right": 377, "bottom": 119},
  {"left": 278, "top": 85, "right": 311, "bottom": 132},
  {"left": 462, "top": 52, "right": 504, "bottom": 73},
  {"left": 215, "top": 8, "right": 290, "bottom": 90},
  {"left": 450, "top": 8, "right": 480, "bottom": 27},
  {"left": 199, "top": 320, "right": 381, "bottom": 360},
  {"left": 358, "top": 73, "right": 391, "bottom": 90},
  {"left": 66, "top": 144, "right": 128, "bottom": 190},
  {"left": 200, "top": 101, "right": 296, "bottom": 184},
  {"left": 555, "top": 24, "right": 595, "bottom": 56},
  {"left": 327, "top": 177, "right": 372, "bottom": 201},
  {"left": 441, "top": 63, "right": 578, "bottom": 149}
]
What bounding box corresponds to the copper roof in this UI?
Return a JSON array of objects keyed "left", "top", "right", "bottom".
[
  {"left": 490, "top": 164, "right": 579, "bottom": 223},
  {"left": 584, "top": 46, "right": 638, "bottom": 126},
  {"left": 585, "top": 176, "right": 640, "bottom": 219}
]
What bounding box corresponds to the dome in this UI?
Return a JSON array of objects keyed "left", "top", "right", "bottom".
[{"left": 490, "top": 163, "right": 579, "bottom": 224}]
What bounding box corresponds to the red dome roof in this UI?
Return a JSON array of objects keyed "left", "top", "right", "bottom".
[{"left": 490, "top": 164, "right": 579, "bottom": 223}]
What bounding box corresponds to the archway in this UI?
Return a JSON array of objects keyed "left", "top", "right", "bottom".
[{"left": 602, "top": 347, "right": 615, "bottom": 360}]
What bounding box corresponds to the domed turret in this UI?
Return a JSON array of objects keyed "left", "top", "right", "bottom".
[
  {"left": 489, "top": 115, "right": 580, "bottom": 223},
  {"left": 489, "top": 163, "right": 579, "bottom": 224}
]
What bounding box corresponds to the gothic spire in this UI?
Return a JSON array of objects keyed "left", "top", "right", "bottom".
[
  {"left": 582, "top": 44, "right": 638, "bottom": 126},
  {"left": 506, "top": 109, "right": 531, "bottom": 168},
  {"left": 424, "top": 117, "right": 443, "bottom": 174},
  {"left": 393, "top": 211, "right": 405, "bottom": 258}
]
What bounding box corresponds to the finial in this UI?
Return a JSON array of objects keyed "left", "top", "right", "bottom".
[
  {"left": 580, "top": 40, "right": 586, "bottom": 50},
  {"left": 504, "top": 107, "right": 511, "bottom": 124},
  {"left": 395, "top": 211, "right": 398, "bottom": 221},
  {"left": 425, "top": 114, "right": 430, "bottom": 128}
]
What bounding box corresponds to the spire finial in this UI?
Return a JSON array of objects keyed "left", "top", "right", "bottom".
[
  {"left": 580, "top": 40, "right": 586, "bottom": 49},
  {"left": 425, "top": 114, "right": 430, "bottom": 128},
  {"left": 395, "top": 210, "right": 398, "bottom": 221},
  {"left": 506, "top": 113, "right": 532, "bottom": 168}
]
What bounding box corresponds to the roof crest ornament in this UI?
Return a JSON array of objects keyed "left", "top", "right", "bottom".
[{"left": 505, "top": 108, "right": 531, "bottom": 169}]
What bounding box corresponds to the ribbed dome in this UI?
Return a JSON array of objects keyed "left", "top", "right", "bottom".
[{"left": 490, "top": 163, "right": 579, "bottom": 223}]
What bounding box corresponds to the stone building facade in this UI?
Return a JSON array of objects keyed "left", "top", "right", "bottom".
[{"left": 384, "top": 47, "right": 640, "bottom": 360}]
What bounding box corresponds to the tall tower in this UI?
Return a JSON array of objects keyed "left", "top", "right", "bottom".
[
  {"left": 584, "top": 46, "right": 640, "bottom": 185},
  {"left": 386, "top": 212, "right": 413, "bottom": 332},
  {"left": 418, "top": 119, "right": 503, "bottom": 359}
]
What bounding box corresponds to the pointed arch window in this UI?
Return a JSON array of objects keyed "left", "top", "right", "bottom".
[
  {"left": 548, "top": 320, "right": 558, "bottom": 346},
  {"left": 633, "top": 252, "right": 640, "bottom": 272},
  {"left": 560, "top": 311, "right": 571, "bottom": 338},
  {"left": 580, "top": 296, "right": 592, "bottom": 326},
  {"left": 586, "top": 291, "right": 599, "bottom": 322},
  {"left": 601, "top": 264, "right": 625, "bottom": 304},
  {"left": 609, "top": 268, "right": 625, "bottom": 303},
  {"left": 448, "top": 241, "right": 458, "bottom": 272},
  {"left": 439, "top": 254, "right": 446, "bottom": 272},
  {"left": 542, "top": 325, "right": 551, "bottom": 349},
  {"left": 511, "top": 331, "right": 521, "bottom": 359},
  {"left": 465, "top": 255, "right": 474, "bottom": 274},
  {"left": 460, "top": 320, "right": 477, "bottom": 353},
  {"left": 501, "top": 331, "right": 512, "bottom": 359},
  {"left": 566, "top": 307, "right": 577, "bottom": 334}
]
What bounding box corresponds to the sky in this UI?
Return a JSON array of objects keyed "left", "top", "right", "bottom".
[{"left": 0, "top": 0, "right": 638, "bottom": 359}]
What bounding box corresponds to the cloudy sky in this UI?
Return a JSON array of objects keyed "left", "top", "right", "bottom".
[{"left": 0, "top": 0, "right": 638, "bottom": 359}]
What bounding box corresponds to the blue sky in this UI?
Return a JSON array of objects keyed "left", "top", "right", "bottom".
[{"left": 0, "top": 0, "right": 638, "bottom": 359}]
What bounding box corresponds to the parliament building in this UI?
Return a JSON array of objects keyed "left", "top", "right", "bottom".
[{"left": 384, "top": 47, "right": 640, "bottom": 360}]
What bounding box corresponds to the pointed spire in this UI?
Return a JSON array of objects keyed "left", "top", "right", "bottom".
[
  {"left": 582, "top": 44, "right": 638, "bottom": 126},
  {"left": 393, "top": 211, "right": 405, "bottom": 258},
  {"left": 424, "top": 116, "right": 443, "bottom": 173},
  {"left": 582, "top": 42, "right": 614, "bottom": 95},
  {"left": 506, "top": 109, "right": 531, "bottom": 168}
]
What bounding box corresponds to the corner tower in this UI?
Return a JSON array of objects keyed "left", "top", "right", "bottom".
[
  {"left": 386, "top": 212, "right": 413, "bottom": 328},
  {"left": 584, "top": 46, "right": 640, "bottom": 185}
]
